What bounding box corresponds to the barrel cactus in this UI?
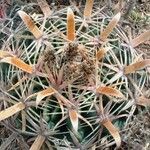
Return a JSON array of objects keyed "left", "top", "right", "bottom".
[{"left": 0, "top": 0, "right": 150, "bottom": 149}]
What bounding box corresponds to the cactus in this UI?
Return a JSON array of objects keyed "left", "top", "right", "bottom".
[{"left": 0, "top": 0, "right": 150, "bottom": 149}]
